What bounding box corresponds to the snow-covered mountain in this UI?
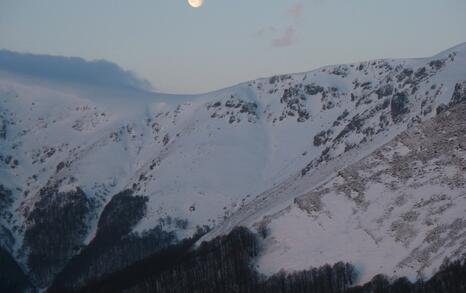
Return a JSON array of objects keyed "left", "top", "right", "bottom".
[
  {"left": 253, "top": 101, "right": 466, "bottom": 283},
  {"left": 1, "top": 43, "right": 465, "bottom": 289}
]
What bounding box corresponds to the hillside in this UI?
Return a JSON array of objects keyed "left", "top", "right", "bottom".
[{"left": 0, "top": 43, "right": 465, "bottom": 289}]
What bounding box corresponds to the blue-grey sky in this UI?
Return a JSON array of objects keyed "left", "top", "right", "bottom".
[{"left": 1, "top": 0, "right": 466, "bottom": 94}]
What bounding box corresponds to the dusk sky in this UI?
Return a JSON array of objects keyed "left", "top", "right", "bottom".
[{"left": 1, "top": 0, "right": 466, "bottom": 94}]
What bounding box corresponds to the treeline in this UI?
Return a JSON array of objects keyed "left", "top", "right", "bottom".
[
  {"left": 60, "top": 227, "right": 355, "bottom": 293},
  {"left": 23, "top": 186, "right": 93, "bottom": 287},
  {"left": 49, "top": 225, "right": 209, "bottom": 293},
  {"left": 49, "top": 190, "right": 177, "bottom": 290},
  {"left": 347, "top": 259, "right": 466, "bottom": 293},
  {"left": 0, "top": 246, "right": 35, "bottom": 293},
  {"left": 2, "top": 223, "right": 463, "bottom": 293},
  {"left": 51, "top": 226, "right": 466, "bottom": 293}
]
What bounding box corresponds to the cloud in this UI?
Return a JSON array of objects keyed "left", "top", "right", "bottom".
[
  {"left": 272, "top": 26, "right": 296, "bottom": 48},
  {"left": 254, "top": 26, "right": 277, "bottom": 38},
  {"left": 0, "top": 50, "right": 152, "bottom": 91},
  {"left": 255, "top": 2, "right": 304, "bottom": 48},
  {"left": 289, "top": 2, "right": 304, "bottom": 18}
]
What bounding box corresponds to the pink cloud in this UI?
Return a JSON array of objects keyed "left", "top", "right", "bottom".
[
  {"left": 255, "top": 2, "right": 303, "bottom": 48},
  {"left": 254, "top": 26, "right": 277, "bottom": 38},
  {"left": 289, "top": 2, "right": 304, "bottom": 18},
  {"left": 272, "top": 26, "right": 296, "bottom": 48}
]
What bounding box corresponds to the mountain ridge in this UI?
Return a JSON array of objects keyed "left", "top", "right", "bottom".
[{"left": 1, "top": 42, "right": 466, "bottom": 289}]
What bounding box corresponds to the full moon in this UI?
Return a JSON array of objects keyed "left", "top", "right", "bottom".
[{"left": 188, "top": 0, "right": 204, "bottom": 8}]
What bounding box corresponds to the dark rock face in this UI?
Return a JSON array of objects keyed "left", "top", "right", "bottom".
[
  {"left": 376, "top": 84, "right": 394, "bottom": 99},
  {"left": 396, "top": 68, "right": 414, "bottom": 82},
  {"left": 280, "top": 85, "right": 311, "bottom": 122},
  {"left": 302, "top": 94, "right": 395, "bottom": 176},
  {"left": 450, "top": 81, "right": 466, "bottom": 107},
  {"left": 239, "top": 101, "right": 258, "bottom": 116},
  {"left": 55, "top": 161, "right": 66, "bottom": 173},
  {"left": 269, "top": 74, "right": 292, "bottom": 85},
  {"left": 23, "top": 186, "right": 93, "bottom": 287},
  {"left": 304, "top": 84, "right": 324, "bottom": 96},
  {"left": 329, "top": 65, "right": 350, "bottom": 77},
  {"left": 436, "top": 104, "right": 449, "bottom": 115},
  {"left": 162, "top": 133, "right": 170, "bottom": 146},
  {"left": 313, "top": 130, "right": 333, "bottom": 147},
  {"left": 415, "top": 67, "right": 428, "bottom": 80},
  {"left": 207, "top": 96, "right": 258, "bottom": 124},
  {"left": 391, "top": 92, "right": 410, "bottom": 122},
  {"left": 429, "top": 59, "right": 446, "bottom": 70},
  {"left": 335, "top": 114, "right": 364, "bottom": 142}
]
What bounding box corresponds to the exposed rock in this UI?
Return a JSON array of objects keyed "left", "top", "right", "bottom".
[
  {"left": 279, "top": 85, "right": 311, "bottom": 122},
  {"left": 396, "top": 68, "right": 413, "bottom": 82},
  {"left": 436, "top": 104, "right": 449, "bottom": 115},
  {"left": 304, "top": 84, "right": 324, "bottom": 95},
  {"left": 329, "top": 65, "right": 349, "bottom": 78},
  {"left": 376, "top": 84, "right": 394, "bottom": 99},
  {"left": 313, "top": 129, "right": 333, "bottom": 147},
  {"left": 449, "top": 81, "right": 466, "bottom": 107},
  {"left": 415, "top": 67, "right": 428, "bottom": 80},
  {"left": 293, "top": 102, "right": 466, "bottom": 279},
  {"left": 429, "top": 59, "right": 445, "bottom": 70},
  {"left": 391, "top": 93, "right": 410, "bottom": 122},
  {"left": 162, "top": 133, "right": 170, "bottom": 146},
  {"left": 208, "top": 96, "right": 258, "bottom": 123}
]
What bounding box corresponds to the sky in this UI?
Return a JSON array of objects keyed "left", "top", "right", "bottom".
[{"left": 1, "top": 0, "right": 466, "bottom": 94}]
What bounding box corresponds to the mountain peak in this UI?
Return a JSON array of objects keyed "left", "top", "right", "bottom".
[{"left": 1, "top": 42, "right": 466, "bottom": 289}]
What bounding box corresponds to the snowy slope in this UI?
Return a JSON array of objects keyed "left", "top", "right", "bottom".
[
  {"left": 1, "top": 43, "right": 466, "bottom": 287},
  {"left": 253, "top": 102, "right": 466, "bottom": 284}
]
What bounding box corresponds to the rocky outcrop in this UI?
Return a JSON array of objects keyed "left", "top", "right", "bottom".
[
  {"left": 1, "top": 43, "right": 466, "bottom": 289},
  {"left": 293, "top": 102, "right": 466, "bottom": 279},
  {"left": 450, "top": 81, "right": 466, "bottom": 107},
  {"left": 207, "top": 95, "right": 258, "bottom": 124},
  {"left": 390, "top": 92, "right": 410, "bottom": 122}
]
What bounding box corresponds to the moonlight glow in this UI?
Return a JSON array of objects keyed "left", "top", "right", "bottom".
[{"left": 188, "top": 0, "right": 204, "bottom": 8}]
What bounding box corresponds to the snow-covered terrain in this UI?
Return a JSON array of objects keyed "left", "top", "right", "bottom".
[
  {"left": 1, "top": 43, "right": 466, "bottom": 287},
  {"left": 253, "top": 103, "right": 466, "bottom": 284}
]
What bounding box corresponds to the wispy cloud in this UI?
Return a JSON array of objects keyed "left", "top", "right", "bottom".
[
  {"left": 254, "top": 26, "right": 277, "bottom": 38},
  {"left": 289, "top": 2, "right": 304, "bottom": 18},
  {"left": 255, "top": 2, "right": 304, "bottom": 48},
  {"left": 272, "top": 26, "right": 296, "bottom": 48}
]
